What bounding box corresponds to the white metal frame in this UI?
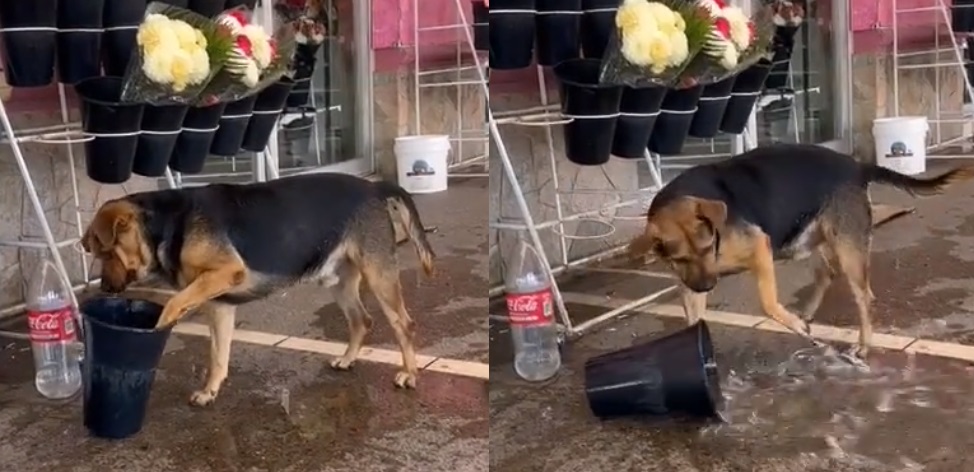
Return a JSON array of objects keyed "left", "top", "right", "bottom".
[{"left": 890, "top": 0, "right": 974, "bottom": 158}]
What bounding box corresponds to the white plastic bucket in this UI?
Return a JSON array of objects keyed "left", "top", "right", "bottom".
[
  {"left": 394, "top": 135, "right": 451, "bottom": 194},
  {"left": 872, "top": 116, "right": 928, "bottom": 175}
]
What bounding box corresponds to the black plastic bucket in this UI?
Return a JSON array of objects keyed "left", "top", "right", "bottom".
[
  {"left": 188, "top": 0, "right": 225, "bottom": 17},
  {"left": 720, "top": 59, "right": 771, "bottom": 134},
  {"left": 955, "top": 0, "right": 974, "bottom": 33},
  {"left": 170, "top": 102, "right": 228, "bottom": 174},
  {"left": 75, "top": 76, "right": 145, "bottom": 184},
  {"left": 224, "top": 0, "right": 257, "bottom": 9},
  {"left": 584, "top": 321, "right": 722, "bottom": 420},
  {"left": 56, "top": 0, "right": 104, "bottom": 84},
  {"left": 580, "top": 0, "right": 619, "bottom": 59},
  {"left": 648, "top": 85, "right": 703, "bottom": 156},
  {"left": 81, "top": 297, "right": 173, "bottom": 440},
  {"left": 101, "top": 0, "right": 146, "bottom": 76},
  {"left": 473, "top": 1, "right": 488, "bottom": 51},
  {"left": 210, "top": 94, "right": 259, "bottom": 156},
  {"left": 611, "top": 85, "right": 666, "bottom": 159},
  {"left": 536, "top": 0, "right": 581, "bottom": 67},
  {"left": 133, "top": 104, "right": 190, "bottom": 177},
  {"left": 286, "top": 43, "right": 321, "bottom": 107},
  {"left": 688, "top": 76, "right": 737, "bottom": 138},
  {"left": 489, "top": 0, "right": 536, "bottom": 70},
  {"left": 241, "top": 77, "right": 296, "bottom": 152},
  {"left": 765, "top": 26, "right": 799, "bottom": 90},
  {"left": 555, "top": 58, "right": 623, "bottom": 165},
  {"left": 0, "top": 0, "right": 57, "bottom": 87}
]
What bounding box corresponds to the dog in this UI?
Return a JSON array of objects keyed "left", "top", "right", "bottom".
[
  {"left": 628, "top": 143, "right": 974, "bottom": 358},
  {"left": 81, "top": 173, "right": 435, "bottom": 406}
]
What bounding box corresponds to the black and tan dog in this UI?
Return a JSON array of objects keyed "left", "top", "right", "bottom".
[
  {"left": 81, "top": 173, "right": 435, "bottom": 406},
  {"left": 629, "top": 143, "right": 974, "bottom": 358}
]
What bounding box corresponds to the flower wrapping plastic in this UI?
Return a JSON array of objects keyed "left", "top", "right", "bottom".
[
  {"left": 120, "top": 2, "right": 235, "bottom": 105},
  {"left": 598, "top": 0, "right": 714, "bottom": 88}
]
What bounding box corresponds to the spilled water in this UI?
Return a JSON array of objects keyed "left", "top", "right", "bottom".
[{"left": 701, "top": 348, "right": 974, "bottom": 470}]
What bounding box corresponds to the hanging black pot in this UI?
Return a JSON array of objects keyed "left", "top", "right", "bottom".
[
  {"left": 132, "top": 104, "right": 189, "bottom": 177},
  {"left": 472, "top": 1, "right": 488, "bottom": 51},
  {"left": 554, "top": 58, "right": 623, "bottom": 166},
  {"left": 159, "top": 0, "right": 190, "bottom": 7},
  {"left": 580, "top": 0, "right": 619, "bottom": 59},
  {"left": 0, "top": 0, "right": 57, "bottom": 87},
  {"left": 102, "top": 0, "right": 147, "bottom": 76},
  {"left": 954, "top": 0, "right": 974, "bottom": 33},
  {"left": 75, "top": 76, "right": 146, "bottom": 184},
  {"left": 688, "top": 76, "right": 737, "bottom": 139},
  {"left": 720, "top": 59, "right": 771, "bottom": 134},
  {"left": 57, "top": 0, "right": 104, "bottom": 84},
  {"left": 536, "top": 0, "right": 581, "bottom": 67},
  {"left": 170, "top": 102, "right": 228, "bottom": 174},
  {"left": 188, "top": 0, "right": 225, "bottom": 17},
  {"left": 241, "top": 77, "right": 296, "bottom": 152},
  {"left": 765, "top": 25, "right": 799, "bottom": 90},
  {"left": 648, "top": 85, "right": 704, "bottom": 156},
  {"left": 490, "top": 0, "right": 536, "bottom": 70},
  {"left": 281, "top": 114, "right": 314, "bottom": 160},
  {"left": 611, "top": 85, "right": 665, "bottom": 159},
  {"left": 287, "top": 43, "right": 321, "bottom": 107},
  {"left": 210, "top": 94, "right": 259, "bottom": 156},
  {"left": 224, "top": 0, "right": 257, "bottom": 9}
]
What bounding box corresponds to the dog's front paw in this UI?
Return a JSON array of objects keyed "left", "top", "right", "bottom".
[
  {"left": 394, "top": 370, "right": 417, "bottom": 389},
  {"left": 189, "top": 389, "right": 218, "bottom": 407},
  {"left": 847, "top": 344, "right": 869, "bottom": 359},
  {"left": 330, "top": 357, "right": 355, "bottom": 370}
]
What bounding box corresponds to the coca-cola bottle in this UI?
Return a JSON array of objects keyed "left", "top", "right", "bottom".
[
  {"left": 27, "top": 259, "right": 82, "bottom": 399},
  {"left": 505, "top": 239, "right": 561, "bottom": 381}
]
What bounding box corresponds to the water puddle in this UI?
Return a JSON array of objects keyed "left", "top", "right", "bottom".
[{"left": 702, "top": 348, "right": 974, "bottom": 470}]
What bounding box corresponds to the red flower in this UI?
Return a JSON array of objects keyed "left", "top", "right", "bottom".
[
  {"left": 236, "top": 35, "right": 254, "bottom": 57},
  {"left": 227, "top": 10, "right": 249, "bottom": 26},
  {"left": 268, "top": 39, "right": 278, "bottom": 60},
  {"left": 714, "top": 17, "right": 731, "bottom": 38},
  {"left": 747, "top": 21, "right": 756, "bottom": 39},
  {"left": 712, "top": 0, "right": 726, "bottom": 8}
]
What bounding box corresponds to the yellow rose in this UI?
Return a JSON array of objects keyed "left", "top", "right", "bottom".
[
  {"left": 617, "top": 0, "right": 657, "bottom": 36},
  {"left": 168, "top": 49, "right": 194, "bottom": 92},
  {"left": 170, "top": 20, "right": 199, "bottom": 50},
  {"left": 621, "top": 28, "right": 656, "bottom": 66},
  {"left": 644, "top": 3, "right": 674, "bottom": 26},
  {"left": 674, "top": 13, "right": 686, "bottom": 32},
  {"left": 194, "top": 29, "right": 208, "bottom": 49},
  {"left": 137, "top": 19, "right": 178, "bottom": 56},
  {"left": 188, "top": 46, "right": 210, "bottom": 84},
  {"left": 645, "top": 32, "right": 673, "bottom": 73},
  {"left": 668, "top": 31, "right": 689, "bottom": 66},
  {"left": 143, "top": 49, "right": 175, "bottom": 85}
]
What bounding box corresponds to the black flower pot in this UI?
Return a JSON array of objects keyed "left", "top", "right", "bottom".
[
  {"left": 101, "top": 0, "right": 146, "bottom": 76},
  {"left": 580, "top": 0, "right": 619, "bottom": 59},
  {"left": 490, "top": 0, "right": 536, "bottom": 70},
  {"left": 241, "top": 78, "right": 296, "bottom": 152},
  {"left": 57, "top": 0, "right": 104, "bottom": 84},
  {"left": 132, "top": 104, "right": 189, "bottom": 177},
  {"left": 282, "top": 115, "right": 314, "bottom": 159},
  {"left": 720, "top": 59, "right": 772, "bottom": 134},
  {"left": 170, "top": 102, "right": 228, "bottom": 174},
  {"left": 954, "top": 0, "right": 974, "bottom": 33},
  {"left": 188, "top": 0, "right": 225, "bottom": 17},
  {"left": 648, "top": 85, "right": 704, "bottom": 156},
  {"left": 210, "top": 95, "right": 259, "bottom": 156},
  {"left": 554, "top": 59, "right": 623, "bottom": 165},
  {"left": 688, "top": 76, "right": 737, "bottom": 139},
  {"left": 473, "top": 1, "right": 488, "bottom": 51},
  {"left": 0, "top": 0, "right": 57, "bottom": 87},
  {"left": 287, "top": 43, "right": 321, "bottom": 107},
  {"left": 159, "top": 0, "right": 190, "bottom": 7},
  {"left": 224, "top": 0, "right": 257, "bottom": 9},
  {"left": 611, "top": 85, "right": 665, "bottom": 159},
  {"left": 536, "top": 0, "right": 581, "bottom": 67},
  {"left": 765, "top": 25, "right": 799, "bottom": 90},
  {"left": 75, "top": 77, "right": 145, "bottom": 184}
]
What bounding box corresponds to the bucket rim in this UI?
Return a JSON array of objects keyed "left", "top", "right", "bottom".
[
  {"left": 872, "top": 116, "right": 928, "bottom": 124},
  {"left": 395, "top": 134, "right": 450, "bottom": 142},
  {"left": 80, "top": 298, "right": 170, "bottom": 335},
  {"left": 694, "top": 320, "right": 724, "bottom": 414}
]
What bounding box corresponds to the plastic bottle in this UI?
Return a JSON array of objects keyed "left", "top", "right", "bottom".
[
  {"left": 505, "top": 240, "right": 561, "bottom": 381},
  {"left": 26, "top": 259, "right": 82, "bottom": 399}
]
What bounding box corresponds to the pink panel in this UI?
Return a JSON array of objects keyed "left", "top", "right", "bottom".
[{"left": 372, "top": 0, "right": 475, "bottom": 49}]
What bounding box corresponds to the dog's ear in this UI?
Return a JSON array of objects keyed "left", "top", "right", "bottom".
[
  {"left": 628, "top": 222, "right": 660, "bottom": 260},
  {"left": 693, "top": 198, "right": 727, "bottom": 232},
  {"left": 89, "top": 206, "right": 135, "bottom": 250}
]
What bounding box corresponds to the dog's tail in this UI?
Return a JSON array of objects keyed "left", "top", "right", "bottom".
[
  {"left": 376, "top": 181, "right": 436, "bottom": 277},
  {"left": 862, "top": 164, "right": 974, "bottom": 196}
]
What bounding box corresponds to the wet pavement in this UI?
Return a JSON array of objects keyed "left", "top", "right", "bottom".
[{"left": 0, "top": 178, "right": 488, "bottom": 471}]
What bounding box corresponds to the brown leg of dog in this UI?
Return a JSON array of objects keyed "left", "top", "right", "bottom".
[
  {"left": 329, "top": 266, "right": 374, "bottom": 370},
  {"left": 681, "top": 287, "right": 707, "bottom": 325},
  {"left": 800, "top": 247, "right": 838, "bottom": 322},
  {"left": 751, "top": 233, "right": 823, "bottom": 346},
  {"left": 833, "top": 239, "right": 875, "bottom": 358},
  {"left": 190, "top": 303, "right": 236, "bottom": 407},
  {"left": 361, "top": 263, "right": 419, "bottom": 389}
]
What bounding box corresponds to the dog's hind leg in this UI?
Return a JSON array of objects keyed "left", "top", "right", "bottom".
[
  {"left": 329, "top": 263, "right": 374, "bottom": 371},
  {"left": 800, "top": 246, "right": 839, "bottom": 322},
  {"left": 191, "top": 303, "right": 236, "bottom": 407},
  {"left": 361, "top": 260, "right": 419, "bottom": 389},
  {"left": 833, "top": 237, "right": 875, "bottom": 358},
  {"left": 681, "top": 286, "right": 708, "bottom": 325}
]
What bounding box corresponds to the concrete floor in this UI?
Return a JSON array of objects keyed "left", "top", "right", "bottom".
[
  {"left": 491, "top": 160, "right": 974, "bottom": 471},
  {"left": 0, "top": 178, "right": 488, "bottom": 472}
]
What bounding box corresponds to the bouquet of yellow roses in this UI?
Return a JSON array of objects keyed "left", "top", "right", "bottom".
[
  {"left": 119, "top": 2, "right": 234, "bottom": 105},
  {"left": 192, "top": 6, "right": 296, "bottom": 105},
  {"left": 598, "top": 0, "right": 713, "bottom": 87}
]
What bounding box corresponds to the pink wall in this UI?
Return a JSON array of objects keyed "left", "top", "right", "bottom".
[
  {"left": 372, "top": 0, "right": 478, "bottom": 72},
  {"left": 852, "top": 0, "right": 953, "bottom": 53}
]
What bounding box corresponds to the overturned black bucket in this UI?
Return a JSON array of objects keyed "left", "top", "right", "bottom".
[
  {"left": 720, "top": 59, "right": 771, "bottom": 134},
  {"left": 611, "top": 85, "right": 665, "bottom": 159},
  {"left": 81, "top": 297, "right": 173, "bottom": 440},
  {"left": 584, "top": 321, "right": 722, "bottom": 420},
  {"left": 555, "top": 58, "right": 623, "bottom": 165},
  {"left": 688, "top": 76, "right": 737, "bottom": 139},
  {"left": 648, "top": 85, "right": 703, "bottom": 156}
]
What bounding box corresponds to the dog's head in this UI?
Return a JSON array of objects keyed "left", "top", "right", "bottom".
[
  {"left": 81, "top": 200, "right": 154, "bottom": 293},
  {"left": 628, "top": 196, "right": 727, "bottom": 293}
]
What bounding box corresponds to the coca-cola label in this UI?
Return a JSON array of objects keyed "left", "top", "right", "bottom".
[
  {"left": 506, "top": 289, "right": 554, "bottom": 326},
  {"left": 27, "top": 308, "right": 77, "bottom": 343}
]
